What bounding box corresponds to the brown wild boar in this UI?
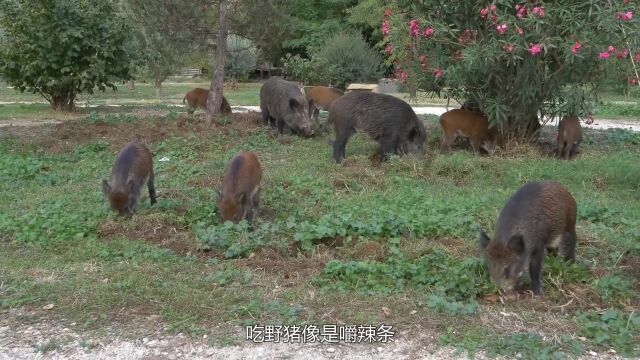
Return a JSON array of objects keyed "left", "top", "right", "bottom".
[
  {"left": 328, "top": 92, "right": 426, "bottom": 163},
  {"left": 217, "top": 152, "right": 262, "bottom": 224},
  {"left": 306, "top": 86, "right": 344, "bottom": 124},
  {"left": 260, "top": 77, "right": 313, "bottom": 137},
  {"left": 102, "top": 142, "right": 156, "bottom": 216},
  {"left": 439, "top": 109, "right": 498, "bottom": 154},
  {"left": 479, "top": 181, "right": 577, "bottom": 296},
  {"left": 557, "top": 115, "right": 582, "bottom": 160},
  {"left": 183, "top": 88, "right": 232, "bottom": 115}
]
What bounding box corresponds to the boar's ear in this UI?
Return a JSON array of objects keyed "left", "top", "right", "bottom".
[
  {"left": 289, "top": 98, "right": 299, "bottom": 110},
  {"left": 237, "top": 193, "right": 246, "bottom": 205},
  {"left": 478, "top": 227, "right": 491, "bottom": 250},
  {"left": 408, "top": 128, "right": 418, "bottom": 141},
  {"left": 507, "top": 235, "right": 525, "bottom": 255},
  {"left": 102, "top": 179, "right": 111, "bottom": 195},
  {"left": 128, "top": 179, "right": 135, "bottom": 192}
]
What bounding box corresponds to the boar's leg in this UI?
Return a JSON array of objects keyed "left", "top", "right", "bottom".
[
  {"left": 276, "top": 119, "right": 286, "bottom": 135},
  {"left": 332, "top": 133, "right": 351, "bottom": 164},
  {"left": 379, "top": 136, "right": 399, "bottom": 161},
  {"left": 440, "top": 132, "right": 454, "bottom": 153},
  {"left": 564, "top": 142, "right": 573, "bottom": 160},
  {"left": 561, "top": 231, "right": 577, "bottom": 262},
  {"left": 569, "top": 142, "right": 580, "bottom": 159},
  {"left": 470, "top": 137, "right": 482, "bottom": 155},
  {"left": 529, "top": 247, "right": 544, "bottom": 296},
  {"left": 261, "top": 108, "right": 270, "bottom": 126},
  {"left": 148, "top": 171, "right": 157, "bottom": 205}
]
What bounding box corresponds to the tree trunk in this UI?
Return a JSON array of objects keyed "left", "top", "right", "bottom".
[
  {"left": 154, "top": 78, "right": 163, "bottom": 98},
  {"left": 127, "top": 79, "right": 135, "bottom": 90},
  {"left": 206, "top": 0, "right": 229, "bottom": 124},
  {"left": 49, "top": 90, "right": 75, "bottom": 111}
]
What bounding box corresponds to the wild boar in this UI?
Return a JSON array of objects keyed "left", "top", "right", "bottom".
[
  {"left": 478, "top": 181, "right": 577, "bottom": 296},
  {"left": 328, "top": 92, "right": 426, "bottom": 163},
  {"left": 557, "top": 115, "right": 582, "bottom": 160},
  {"left": 306, "top": 86, "right": 344, "bottom": 124},
  {"left": 439, "top": 109, "right": 498, "bottom": 155},
  {"left": 102, "top": 142, "right": 156, "bottom": 216},
  {"left": 217, "top": 152, "right": 262, "bottom": 224},
  {"left": 259, "top": 77, "right": 313, "bottom": 137},
  {"left": 183, "top": 88, "right": 232, "bottom": 115}
]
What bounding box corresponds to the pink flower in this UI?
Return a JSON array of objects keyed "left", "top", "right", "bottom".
[
  {"left": 532, "top": 6, "right": 545, "bottom": 17},
  {"left": 480, "top": 8, "right": 489, "bottom": 18},
  {"left": 630, "top": 78, "right": 639, "bottom": 85},
  {"left": 423, "top": 27, "right": 434, "bottom": 38},
  {"left": 504, "top": 44, "right": 515, "bottom": 53},
  {"left": 490, "top": 4, "right": 497, "bottom": 12},
  {"left": 616, "top": 48, "right": 629, "bottom": 60},
  {"left": 516, "top": 4, "right": 528, "bottom": 19},
  {"left": 496, "top": 24, "right": 508, "bottom": 35},
  {"left": 607, "top": 45, "right": 616, "bottom": 53},
  {"left": 395, "top": 69, "right": 408, "bottom": 83},
  {"left": 528, "top": 43, "right": 542, "bottom": 56},
  {"left": 616, "top": 11, "right": 634, "bottom": 21},
  {"left": 433, "top": 68, "right": 444, "bottom": 79},
  {"left": 418, "top": 54, "right": 427, "bottom": 63},
  {"left": 635, "top": 53, "right": 640, "bottom": 62},
  {"left": 409, "top": 19, "right": 420, "bottom": 37},
  {"left": 516, "top": 26, "right": 524, "bottom": 35},
  {"left": 571, "top": 41, "right": 581, "bottom": 54},
  {"left": 384, "top": 8, "right": 392, "bottom": 18},
  {"left": 384, "top": 44, "right": 393, "bottom": 55},
  {"left": 458, "top": 29, "right": 476, "bottom": 44},
  {"left": 598, "top": 52, "right": 610, "bottom": 59},
  {"left": 381, "top": 20, "right": 390, "bottom": 36}
]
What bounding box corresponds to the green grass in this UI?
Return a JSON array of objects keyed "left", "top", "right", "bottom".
[{"left": 0, "top": 109, "right": 639, "bottom": 356}]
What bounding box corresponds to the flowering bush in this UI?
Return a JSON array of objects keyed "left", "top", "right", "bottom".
[{"left": 384, "top": 1, "right": 640, "bottom": 138}]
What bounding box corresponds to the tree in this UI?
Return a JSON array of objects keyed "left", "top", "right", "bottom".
[
  {"left": 123, "top": 0, "right": 211, "bottom": 97},
  {"left": 0, "top": 0, "right": 131, "bottom": 110},
  {"left": 206, "top": 0, "right": 229, "bottom": 123},
  {"left": 387, "top": 1, "right": 640, "bottom": 138}
]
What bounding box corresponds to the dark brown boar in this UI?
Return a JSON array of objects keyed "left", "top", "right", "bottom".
[
  {"left": 328, "top": 92, "right": 426, "bottom": 163},
  {"left": 102, "top": 142, "right": 156, "bottom": 216},
  {"left": 478, "top": 181, "right": 577, "bottom": 296},
  {"left": 217, "top": 152, "right": 262, "bottom": 224},
  {"left": 183, "top": 88, "right": 232, "bottom": 115},
  {"left": 439, "top": 109, "right": 498, "bottom": 155},
  {"left": 306, "top": 86, "right": 344, "bottom": 124},
  {"left": 557, "top": 115, "right": 582, "bottom": 160},
  {"left": 259, "top": 77, "right": 313, "bottom": 137}
]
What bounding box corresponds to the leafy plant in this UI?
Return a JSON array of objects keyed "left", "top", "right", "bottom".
[
  {"left": 0, "top": 0, "right": 131, "bottom": 110},
  {"left": 577, "top": 309, "right": 640, "bottom": 357},
  {"left": 225, "top": 35, "right": 259, "bottom": 81},
  {"left": 594, "top": 275, "right": 637, "bottom": 306}
]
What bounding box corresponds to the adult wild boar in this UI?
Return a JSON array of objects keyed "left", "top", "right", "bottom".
[
  {"left": 439, "top": 109, "right": 498, "bottom": 154},
  {"left": 557, "top": 115, "right": 582, "bottom": 160},
  {"left": 306, "top": 86, "right": 344, "bottom": 124},
  {"left": 217, "top": 152, "right": 262, "bottom": 224},
  {"left": 478, "top": 181, "right": 577, "bottom": 296},
  {"left": 102, "top": 142, "right": 157, "bottom": 217},
  {"left": 328, "top": 92, "right": 426, "bottom": 163},
  {"left": 259, "top": 77, "right": 313, "bottom": 137},
  {"left": 183, "top": 88, "right": 232, "bottom": 115}
]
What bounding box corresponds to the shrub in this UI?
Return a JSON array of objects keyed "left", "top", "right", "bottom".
[
  {"left": 281, "top": 31, "right": 383, "bottom": 88},
  {"left": 314, "top": 31, "right": 383, "bottom": 88},
  {"left": 225, "top": 35, "right": 259, "bottom": 81}
]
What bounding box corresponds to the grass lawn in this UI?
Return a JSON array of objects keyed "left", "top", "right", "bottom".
[{"left": 0, "top": 109, "right": 638, "bottom": 357}]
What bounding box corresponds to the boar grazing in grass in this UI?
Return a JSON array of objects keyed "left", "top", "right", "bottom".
[
  {"left": 306, "top": 86, "right": 344, "bottom": 124},
  {"left": 259, "top": 77, "right": 313, "bottom": 137},
  {"left": 557, "top": 115, "right": 582, "bottom": 160},
  {"left": 479, "top": 181, "right": 577, "bottom": 296},
  {"left": 102, "top": 142, "right": 156, "bottom": 217},
  {"left": 217, "top": 152, "right": 262, "bottom": 224},
  {"left": 183, "top": 88, "right": 232, "bottom": 115},
  {"left": 439, "top": 109, "right": 498, "bottom": 155},
  {"left": 328, "top": 92, "right": 426, "bottom": 163}
]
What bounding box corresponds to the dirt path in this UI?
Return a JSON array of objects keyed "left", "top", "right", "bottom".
[{"left": 0, "top": 318, "right": 626, "bottom": 360}]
